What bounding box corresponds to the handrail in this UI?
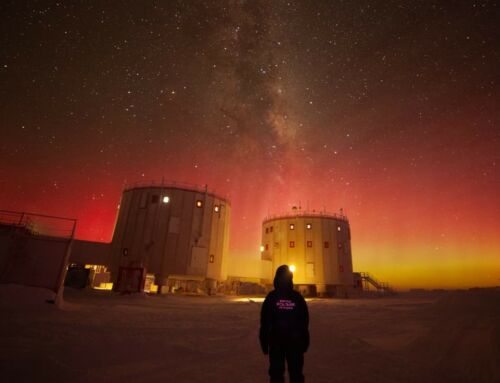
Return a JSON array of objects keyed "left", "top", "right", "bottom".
[
  {"left": 0, "top": 209, "right": 77, "bottom": 222},
  {"left": 263, "top": 210, "right": 348, "bottom": 223},
  {"left": 123, "top": 180, "right": 230, "bottom": 202},
  {"left": 0, "top": 209, "right": 77, "bottom": 239},
  {"left": 359, "top": 272, "right": 394, "bottom": 293}
]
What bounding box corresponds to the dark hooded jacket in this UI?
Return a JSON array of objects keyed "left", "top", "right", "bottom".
[{"left": 259, "top": 265, "right": 310, "bottom": 354}]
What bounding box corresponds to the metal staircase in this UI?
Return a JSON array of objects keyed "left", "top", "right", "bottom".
[{"left": 360, "top": 272, "right": 395, "bottom": 294}]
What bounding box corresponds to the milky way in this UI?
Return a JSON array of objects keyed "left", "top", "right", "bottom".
[{"left": 1, "top": 1, "right": 498, "bottom": 288}]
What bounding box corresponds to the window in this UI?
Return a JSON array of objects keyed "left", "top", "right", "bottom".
[
  {"left": 151, "top": 195, "right": 159, "bottom": 204},
  {"left": 338, "top": 243, "right": 343, "bottom": 249},
  {"left": 162, "top": 196, "right": 170, "bottom": 204},
  {"left": 265, "top": 244, "right": 269, "bottom": 251},
  {"left": 265, "top": 227, "right": 269, "bottom": 234},
  {"left": 306, "top": 223, "right": 312, "bottom": 230},
  {"left": 196, "top": 200, "right": 203, "bottom": 208},
  {"left": 289, "top": 241, "right": 295, "bottom": 248},
  {"left": 214, "top": 205, "right": 220, "bottom": 212},
  {"left": 324, "top": 241, "right": 329, "bottom": 248},
  {"left": 289, "top": 223, "right": 295, "bottom": 230},
  {"left": 339, "top": 265, "right": 344, "bottom": 272},
  {"left": 307, "top": 241, "right": 313, "bottom": 247},
  {"left": 260, "top": 245, "right": 265, "bottom": 252},
  {"left": 270, "top": 226, "right": 273, "bottom": 232},
  {"left": 209, "top": 254, "right": 215, "bottom": 263}
]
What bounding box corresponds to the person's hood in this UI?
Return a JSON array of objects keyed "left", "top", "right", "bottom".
[{"left": 273, "top": 265, "right": 294, "bottom": 291}]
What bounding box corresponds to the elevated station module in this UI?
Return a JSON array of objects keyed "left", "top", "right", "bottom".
[
  {"left": 108, "top": 182, "right": 230, "bottom": 294},
  {"left": 260, "top": 209, "right": 360, "bottom": 297}
]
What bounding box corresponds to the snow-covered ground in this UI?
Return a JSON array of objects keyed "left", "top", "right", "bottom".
[{"left": 1, "top": 285, "right": 499, "bottom": 383}]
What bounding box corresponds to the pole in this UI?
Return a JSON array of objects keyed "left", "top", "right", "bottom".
[{"left": 54, "top": 220, "right": 77, "bottom": 307}]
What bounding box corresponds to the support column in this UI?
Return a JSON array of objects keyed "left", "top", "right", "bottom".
[{"left": 315, "top": 283, "right": 327, "bottom": 297}]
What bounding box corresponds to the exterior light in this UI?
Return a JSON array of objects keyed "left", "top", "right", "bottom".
[
  {"left": 196, "top": 200, "right": 203, "bottom": 208},
  {"left": 289, "top": 265, "right": 296, "bottom": 273},
  {"left": 260, "top": 245, "right": 265, "bottom": 252},
  {"left": 289, "top": 223, "right": 295, "bottom": 230},
  {"left": 337, "top": 226, "right": 341, "bottom": 231},
  {"left": 214, "top": 205, "right": 220, "bottom": 212},
  {"left": 162, "top": 196, "right": 170, "bottom": 204},
  {"left": 306, "top": 223, "right": 312, "bottom": 229}
]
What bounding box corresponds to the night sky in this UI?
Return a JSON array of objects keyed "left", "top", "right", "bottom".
[{"left": 1, "top": 1, "right": 498, "bottom": 289}]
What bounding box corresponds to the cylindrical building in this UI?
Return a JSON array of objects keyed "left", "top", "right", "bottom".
[
  {"left": 108, "top": 182, "right": 230, "bottom": 293},
  {"left": 261, "top": 210, "right": 354, "bottom": 297}
]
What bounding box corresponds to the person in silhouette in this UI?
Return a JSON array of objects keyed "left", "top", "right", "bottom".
[{"left": 260, "top": 265, "right": 309, "bottom": 383}]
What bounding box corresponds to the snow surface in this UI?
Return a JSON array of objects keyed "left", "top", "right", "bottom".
[{"left": 1, "top": 285, "right": 499, "bottom": 383}]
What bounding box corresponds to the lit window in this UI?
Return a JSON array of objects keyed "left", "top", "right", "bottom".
[
  {"left": 209, "top": 255, "right": 215, "bottom": 263},
  {"left": 337, "top": 226, "right": 341, "bottom": 231},
  {"left": 289, "top": 265, "right": 296, "bottom": 273},
  {"left": 289, "top": 224, "right": 295, "bottom": 230},
  {"left": 289, "top": 241, "right": 295, "bottom": 248},
  {"left": 324, "top": 241, "right": 329, "bottom": 248},
  {"left": 214, "top": 205, "right": 220, "bottom": 212},
  {"left": 307, "top": 241, "right": 312, "bottom": 247},
  {"left": 196, "top": 200, "right": 203, "bottom": 208},
  {"left": 151, "top": 195, "right": 159, "bottom": 204},
  {"left": 162, "top": 196, "right": 170, "bottom": 204},
  {"left": 306, "top": 223, "right": 312, "bottom": 230}
]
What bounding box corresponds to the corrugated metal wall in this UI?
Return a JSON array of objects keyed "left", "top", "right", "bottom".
[{"left": 108, "top": 186, "right": 230, "bottom": 290}]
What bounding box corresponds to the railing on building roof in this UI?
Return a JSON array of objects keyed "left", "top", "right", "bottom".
[
  {"left": 0, "top": 209, "right": 77, "bottom": 239},
  {"left": 123, "top": 179, "right": 230, "bottom": 202},
  {"left": 263, "top": 209, "right": 349, "bottom": 223}
]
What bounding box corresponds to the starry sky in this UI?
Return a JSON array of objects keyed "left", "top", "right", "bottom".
[{"left": 1, "top": 1, "right": 498, "bottom": 289}]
